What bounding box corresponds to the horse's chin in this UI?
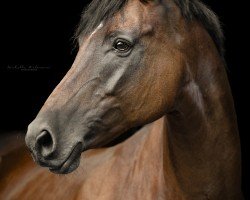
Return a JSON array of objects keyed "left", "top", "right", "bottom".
[{"left": 49, "top": 143, "right": 82, "bottom": 174}]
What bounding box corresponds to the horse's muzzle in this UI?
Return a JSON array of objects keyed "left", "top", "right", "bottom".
[{"left": 25, "top": 119, "right": 83, "bottom": 174}]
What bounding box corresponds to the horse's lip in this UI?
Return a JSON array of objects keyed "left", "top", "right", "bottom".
[{"left": 49, "top": 143, "right": 82, "bottom": 174}]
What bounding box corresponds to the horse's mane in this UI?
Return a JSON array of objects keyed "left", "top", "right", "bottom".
[
  {"left": 75, "top": 0, "right": 224, "bottom": 56},
  {"left": 174, "top": 0, "right": 224, "bottom": 56}
]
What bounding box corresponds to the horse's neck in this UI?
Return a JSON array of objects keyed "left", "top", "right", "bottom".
[
  {"left": 164, "top": 23, "right": 242, "bottom": 199},
  {"left": 80, "top": 117, "right": 181, "bottom": 200}
]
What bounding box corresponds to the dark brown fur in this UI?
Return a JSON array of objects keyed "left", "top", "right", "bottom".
[{"left": 20, "top": 0, "right": 244, "bottom": 199}]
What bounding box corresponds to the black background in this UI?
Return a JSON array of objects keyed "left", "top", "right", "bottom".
[{"left": 0, "top": 0, "right": 248, "bottom": 198}]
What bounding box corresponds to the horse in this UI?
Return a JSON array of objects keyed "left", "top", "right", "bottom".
[{"left": 23, "top": 0, "right": 243, "bottom": 199}]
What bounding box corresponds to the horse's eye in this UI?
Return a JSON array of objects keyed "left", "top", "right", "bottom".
[{"left": 113, "top": 39, "right": 132, "bottom": 52}]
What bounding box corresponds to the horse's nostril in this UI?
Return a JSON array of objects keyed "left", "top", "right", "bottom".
[{"left": 36, "top": 130, "right": 55, "bottom": 158}]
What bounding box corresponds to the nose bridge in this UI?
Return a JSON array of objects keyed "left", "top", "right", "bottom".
[
  {"left": 25, "top": 60, "right": 100, "bottom": 161},
  {"left": 26, "top": 48, "right": 96, "bottom": 138},
  {"left": 42, "top": 42, "right": 98, "bottom": 113},
  {"left": 25, "top": 31, "right": 103, "bottom": 162}
]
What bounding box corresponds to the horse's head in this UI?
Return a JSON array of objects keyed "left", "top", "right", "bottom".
[{"left": 26, "top": 0, "right": 191, "bottom": 174}]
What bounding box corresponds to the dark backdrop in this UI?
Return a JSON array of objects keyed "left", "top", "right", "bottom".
[{"left": 0, "top": 0, "right": 248, "bottom": 198}]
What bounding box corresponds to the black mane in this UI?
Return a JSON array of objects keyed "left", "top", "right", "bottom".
[{"left": 75, "top": 0, "right": 224, "bottom": 56}]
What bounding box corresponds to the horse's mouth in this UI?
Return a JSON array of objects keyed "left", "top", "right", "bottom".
[{"left": 49, "top": 143, "right": 82, "bottom": 174}]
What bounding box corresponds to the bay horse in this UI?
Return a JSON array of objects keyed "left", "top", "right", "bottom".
[{"left": 23, "top": 0, "right": 243, "bottom": 199}]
